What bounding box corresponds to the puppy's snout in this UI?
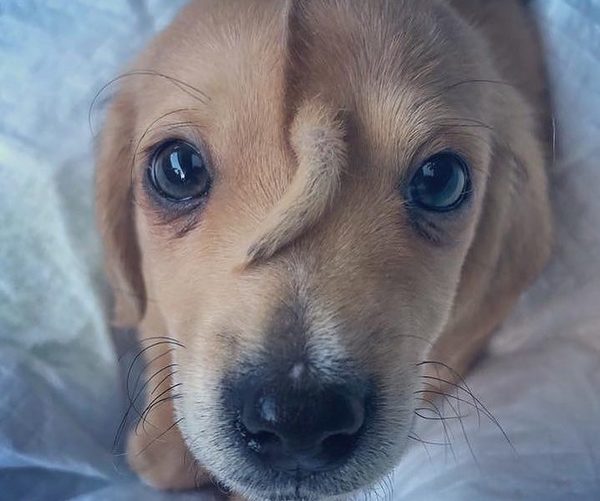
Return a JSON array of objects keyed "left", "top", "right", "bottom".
[{"left": 234, "top": 374, "right": 367, "bottom": 473}]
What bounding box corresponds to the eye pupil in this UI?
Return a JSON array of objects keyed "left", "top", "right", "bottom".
[
  {"left": 409, "top": 152, "right": 470, "bottom": 211},
  {"left": 150, "top": 141, "right": 210, "bottom": 201}
]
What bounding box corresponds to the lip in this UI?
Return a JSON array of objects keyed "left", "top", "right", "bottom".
[
  {"left": 221, "top": 457, "right": 366, "bottom": 501},
  {"left": 231, "top": 482, "right": 333, "bottom": 501}
]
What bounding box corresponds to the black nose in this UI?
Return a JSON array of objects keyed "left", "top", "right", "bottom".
[{"left": 235, "top": 376, "right": 367, "bottom": 473}]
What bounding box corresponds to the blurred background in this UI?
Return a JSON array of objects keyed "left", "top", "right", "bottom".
[{"left": 0, "top": 1, "right": 599, "bottom": 499}]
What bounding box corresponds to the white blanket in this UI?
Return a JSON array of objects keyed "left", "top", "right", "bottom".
[{"left": 0, "top": 1, "right": 599, "bottom": 499}]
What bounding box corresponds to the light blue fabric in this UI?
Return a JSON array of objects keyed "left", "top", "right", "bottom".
[
  {"left": 0, "top": 2, "right": 193, "bottom": 499},
  {"left": 0, "top": 1, "right": 599, "bottom": 500}
]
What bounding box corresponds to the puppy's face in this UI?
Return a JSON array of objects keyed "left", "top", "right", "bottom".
[{"left": 97, "top": 0, "right": 551, "bottom": 499}]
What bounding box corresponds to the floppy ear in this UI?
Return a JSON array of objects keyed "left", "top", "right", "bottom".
[
  {"left": 96, "top": 92, "right": 146, "bottom": 328},
  {"left": 430, "top": 90, "right": 553, "bottom": 375}
]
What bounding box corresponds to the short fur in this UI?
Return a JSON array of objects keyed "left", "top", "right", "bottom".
[{"left": 96, "top": 1, "right": 552, "bottom": 499}]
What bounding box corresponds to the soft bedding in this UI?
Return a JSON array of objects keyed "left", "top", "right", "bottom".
[{"left": 0, "top": 1, "right": 599, "bottom": 499}]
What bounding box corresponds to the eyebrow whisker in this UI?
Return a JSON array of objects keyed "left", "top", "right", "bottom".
[{"left": 89, "top": 70, "right": 210, "bottom": 136}]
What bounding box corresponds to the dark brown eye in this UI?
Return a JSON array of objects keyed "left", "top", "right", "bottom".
[
  {"left": 149, "top": 141, "right": 211, "bottom": 201},
  {"left": 408, "top": 152, "right": 471, "bottom": 211}
]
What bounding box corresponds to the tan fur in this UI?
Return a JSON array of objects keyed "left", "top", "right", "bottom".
[
  {"left": 96, "top": 1, "right": 552, "bottom": 499},
  {"left": 244, "top": 100, "right": 346, "bottom": 265}
]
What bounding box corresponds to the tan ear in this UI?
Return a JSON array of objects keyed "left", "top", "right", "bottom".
[
  {"left": 96, "top": 92, "right": 146, "bottom": 328},
  {"left": 430, "top": 92, "right": 553, "bottom": 376}
]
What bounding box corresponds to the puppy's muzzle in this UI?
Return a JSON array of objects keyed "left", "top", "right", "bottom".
[{"left": 227, "top": 367, "right": 369, "bottom": 474}]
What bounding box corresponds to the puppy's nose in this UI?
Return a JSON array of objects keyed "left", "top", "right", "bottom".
[{"left": 236, "top": 377, "right": 366, "bottom": 473}]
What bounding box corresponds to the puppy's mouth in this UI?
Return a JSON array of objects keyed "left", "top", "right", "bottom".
[{"left": 223, "top": 460, "right": 367, "bottom": 501}]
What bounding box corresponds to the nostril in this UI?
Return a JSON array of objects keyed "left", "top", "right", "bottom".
[
  {"left": 244, "top": 429, "right": 281, "bottom": 454},
  {"left": 321, "top": 431, "right": 360, "bottom": 463}
]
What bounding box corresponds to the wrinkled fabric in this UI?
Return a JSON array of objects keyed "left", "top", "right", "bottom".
[{"left": 0, "top": 0, "right": 599, "bottom": 499}]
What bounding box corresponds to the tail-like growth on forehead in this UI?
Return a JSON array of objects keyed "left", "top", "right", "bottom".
[{"left": 245, "top": 101, "right": 346, "bottom": 265}]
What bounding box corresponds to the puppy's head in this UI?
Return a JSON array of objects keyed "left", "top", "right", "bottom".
[{"left": 97, "top": 0, "right": 551, "bottom": 498}]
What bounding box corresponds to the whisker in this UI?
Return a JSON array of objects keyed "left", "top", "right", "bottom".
[
  {"left": 130, "top": 349, "right": 176, "bottom": 399},
  {"left": 420, "top": 374, "right": 482, "bottom": 427},
  {"left": 149, "top": 369, "right": 179, "bottom": 397},
  {"left": 122, "top": 362, "right": 178, "bottom": 437},
  {"left": 113, "top": 338, "right": 185, "bottom": 452},
  {"left": 89, "top": 69, "right": 210, "bottom": 136},
  {"left": 443, "top": 391, "right": 478, "bottom": 466},
  {"left": 415, "top": 389, "right": 482, "bottom": 412},
  {"left": 131, "top": 109, "right": 197, "bottom": 164},
  {"left": 114, "top": 341, "right": 182, "bottom": 451},
  {"left": 414, "top": 408, "right": 468, "bottom": 420},
  {"left": 138, "top": 393, "right": 184, "bottom": 435},
  {"left": 408, "top": 432, "right": 432, "bottom": 461},
  {"left": 140, "top": 381, "right": 182, "bottom": 422},
  {"left": 408, "top": 433, "right": 448, "bottom": 448},
  {"left": 125, "top": 341, "right": 180, "bottom": 412},
  {"left": 135, "top": 417, "right": 184, "bottom": 457},
  {"left": 416, "top": 385, "right": 489, "bottom": 461},
  {"left": 419, "top": 362, "right": 480, "bottom": 415},
  {"left": 417, "top": 361, "right": 515, "bottom": 454},
  {"left": 137, "top": 384, "right": 183, "bottom": 432},
  {"left": 433, "top": 363, "right": 462, "bottom": 462},
  {"left": 416, "top": 395, "right": 456, "bottom": 462}
]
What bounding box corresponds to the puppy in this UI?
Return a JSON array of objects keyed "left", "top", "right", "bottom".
[{"left": 96, "top": 0, "right": 552, "bottom": 499}]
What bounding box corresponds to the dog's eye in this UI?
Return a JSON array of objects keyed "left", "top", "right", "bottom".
[
  {"left": 149, "top": 141, "right": 211, "bottom": 201},
  {"left": 408, "top": 152, "right": 470, "bottom": 211}
]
